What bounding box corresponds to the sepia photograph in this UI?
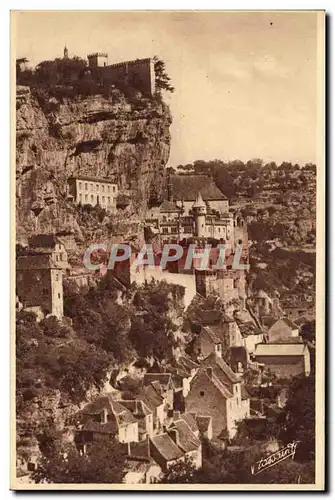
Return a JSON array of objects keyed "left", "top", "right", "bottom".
[{"left": 11, "top": 10, "right": 325, "bottom": 490}]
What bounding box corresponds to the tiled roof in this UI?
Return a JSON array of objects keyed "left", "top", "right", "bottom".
[
  {"left": 120, "top": 400, "right": 152, "bottom": 417},
  {"left": 81, "top": 396, "right": 137, "bottom": 427},
  {"left": 170, "top": 175, "right": 227, "bottom": 201},
  {"left": 255, "top": 343, "right": 307, "bottom": 356},
  {"left": 138, "top": 385, "right": 163, "bottom": 412},
  {"left": 194, "top": 309, "right": 222, "bottom": 325},
  {"left": 181, "top": 413, "right": 199, "bottom": 434},
  {"left": 150, "top": 434, "right": 184, "bottom": 462},
  {"left": 169, "top": 420, "right": 200, "bottom": 453},
  {"left": 82, "top": 420, "right": 117, "bottom": 435},
  {"left": 178, "top": 355, "right": 199, "bottom": 372},
  {"left": 159, "top": 200, "right": 181, "bottom": 213},
  {"left": 210, "top": 372, "right": 234, "bottom": 399},
  {"left": 202, "top": 352, "right": 240, "bottom": 384},
  {"left": 203, "top": 326, "right": 221, "bottom": 344},
  {"left": 143, "top": 373, "right": 172, "bottom": 389}
]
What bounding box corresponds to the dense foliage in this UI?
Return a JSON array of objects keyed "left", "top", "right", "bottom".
[{"left": 33, "top": 441, "right": 126, "bottom": 484}]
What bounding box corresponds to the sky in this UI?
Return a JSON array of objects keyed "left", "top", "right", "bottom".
[{"left": 13, "top": 11, "right": 322, "bottom": 167}]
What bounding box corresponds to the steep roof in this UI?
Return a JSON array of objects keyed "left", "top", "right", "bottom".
[
  {"left": 81, "top": 396, "right": 137, "bottom": 427},
  {"left": 120, "top": 399, "right": 152, "bottom": 417},
  {"left": 255, "top": 343, "right": 307, "bottom": 356},
  {"left": 192, "top": 192, "right": 206, "bottom": 209},
  {"left": 159, "top": 200, "right": 181, "bottom": 213},
  {"left": 169, "top": 420, "right": 201, "bottom": 453},
  {"left": 181, "top": 413, "right": 199, "bottom": 434},
  {"left": 202, "top": 352, "right": 240, "bottom": 384},
  {"left": 138, "top": 385, "right": 164, "bottom": 412},
  {"left": 191, "top": 369, "right": 233, "bottom": 399},
  {"left": 170, "top": 175, "right": 227, "bottom": 201},
  {"left": 150, "top": 434, "right": 184, "bottom": 462},
  {"left": 143, "top": 373, "right": 173, "bottom": 389}
]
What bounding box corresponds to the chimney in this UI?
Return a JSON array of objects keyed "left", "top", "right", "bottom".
[
  {"left": 168, "top": 428, "right": 180, "bottom": 447},
  {"left": 206, "top": 367, "right": 213, "bottom": 379},
  {"left": 173, "top": 411, "right": 181, "bottom": 421},
  {"left": 101, "top": 407, "right": 108, "bottom": 424}
]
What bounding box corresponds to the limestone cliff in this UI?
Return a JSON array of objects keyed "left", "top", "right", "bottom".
[{"left": 16, "top": 86, "right": 171, "bottom": 248}]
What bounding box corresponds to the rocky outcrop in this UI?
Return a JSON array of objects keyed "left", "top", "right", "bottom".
[{"left": 16, "top": 86, "right": 172, "bottom": 248}]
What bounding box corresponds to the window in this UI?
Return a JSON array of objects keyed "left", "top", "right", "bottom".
[
  {"left": 91, "top": 195, "right": 94, "bottom": 203},
  {"left": 162, "top": 227, "right": 169, "bottom": 235},
  {"left": 113, "top": 186, "right": 116, "bottom": 193},
  {"left": 218, "top": 227, "right": 221, "bottom": 233},
  {"left": 90, "top": 183, "right": 93, "bottom": 190},
  {"left": 107, "top": 186, "right": 110, "bottom": 193},
  {"left": 102, "top": 185, "right": 105, "bottom": 193},
  {"left": 56, "top": 254, "right": 59, "bottom": 261},
  {"left": 85, "top": 183, "right": 88, "bottom": 190},
  {"left": 55, "top": 273, "right": 59, "bottom": 281},
  {"left": 58, "top": 293, "right": 61, "bottom": 299},
  {"left": 79, "top": 182, "right": 82, "bottom": 190},
  {"left": 96, "top": 184, "right": 99, "bottom": 192},
  {"left": 108, "top": 196, "right": 110, "bottom": 204},
  {"left": 79, "top": 193, "right": 82, "bottom": 202},
  {"left": 60, "top": 254, "right": 63, "bottom": 261},
  {"left": 85, "top": 194, "right": 88, "bottom": 202},
  {"left": 102, "top": 196, "right": 105, "bottom": 204},
  {"left": 200, "top": 391, "right": 205, "bottom": 397}
]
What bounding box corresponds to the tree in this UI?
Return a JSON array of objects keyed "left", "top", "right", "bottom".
[
  {"left": 35, "top": 57, "right": 87, "bottom": 87},
  {"left": 153, "top": 56, "right": 175, "bottom": 93},
  {"left": 158, "top": 458, "right": 198, "bottom": 483},
  {"left": 280, "top": 375, "right": 315, "bottom": 462},
  {"left": 33, "top": 441, "right": 126, "bottom": 484}
]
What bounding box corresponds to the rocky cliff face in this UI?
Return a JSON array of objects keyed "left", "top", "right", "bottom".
[{"left": 16, "top": 86, "right": 171, "bottom": 248}]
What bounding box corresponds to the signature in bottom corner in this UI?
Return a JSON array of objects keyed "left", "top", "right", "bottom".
[{"left": 250, "top": 442, "right": 299, "bottom": 476}]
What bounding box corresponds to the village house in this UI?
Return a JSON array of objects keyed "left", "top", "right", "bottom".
[
  {"left": 266, "top": 317, "right": 300, "bottom": 343},
  {"left": 74, "top": 397, "right": 139, "bottom": 446},
  {"left": 137, "top": 384, "right": 167, "bottom": 431},
  {"left": 185, "top": 352, "right": 250, "bottom": 440},
  {"left": 123, "top": 440, "right": 162, "bottom": 484},
  {"left": 143, "top": 373, "right": 175, "bottom": 411},
  {"left": 254, "top": 343, "right": 311, "bottom": 378},
  {"left": 167, "top": 419, "right": 202, "bottom": 468},
  {"left": 119, "top": 400, "right": 154, "bottom": 440}
]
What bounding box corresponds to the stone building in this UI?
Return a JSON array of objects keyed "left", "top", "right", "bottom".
[
  {"left": 68, "top": 176, "right": 118, "bottom": 212},
  {"left": 254, "top": 343, "right": 311, "bottom": 378},
  {"left": 16, "top": 254, "right": 64, "bottom": 319},
  {"left": 87, "top": 54, "right": 156, "bottom": 96},
  {"left": 185, "top": 352, "right": 250, "bottom": 440}
]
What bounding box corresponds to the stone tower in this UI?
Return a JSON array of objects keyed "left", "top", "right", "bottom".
[
  {"left": 63, "top": 45, "right": 69, "bottom": 59},
  {"left": 193, "top": 192, "right": 207, "bottom": 238}
]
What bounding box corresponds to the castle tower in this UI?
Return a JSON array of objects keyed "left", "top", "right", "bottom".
[
  {"left": 193, "top": 192, "right": 207, "bottom": 238},
  {"left": 63, "top": 45, "right": 69, "bottom": 59}
]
